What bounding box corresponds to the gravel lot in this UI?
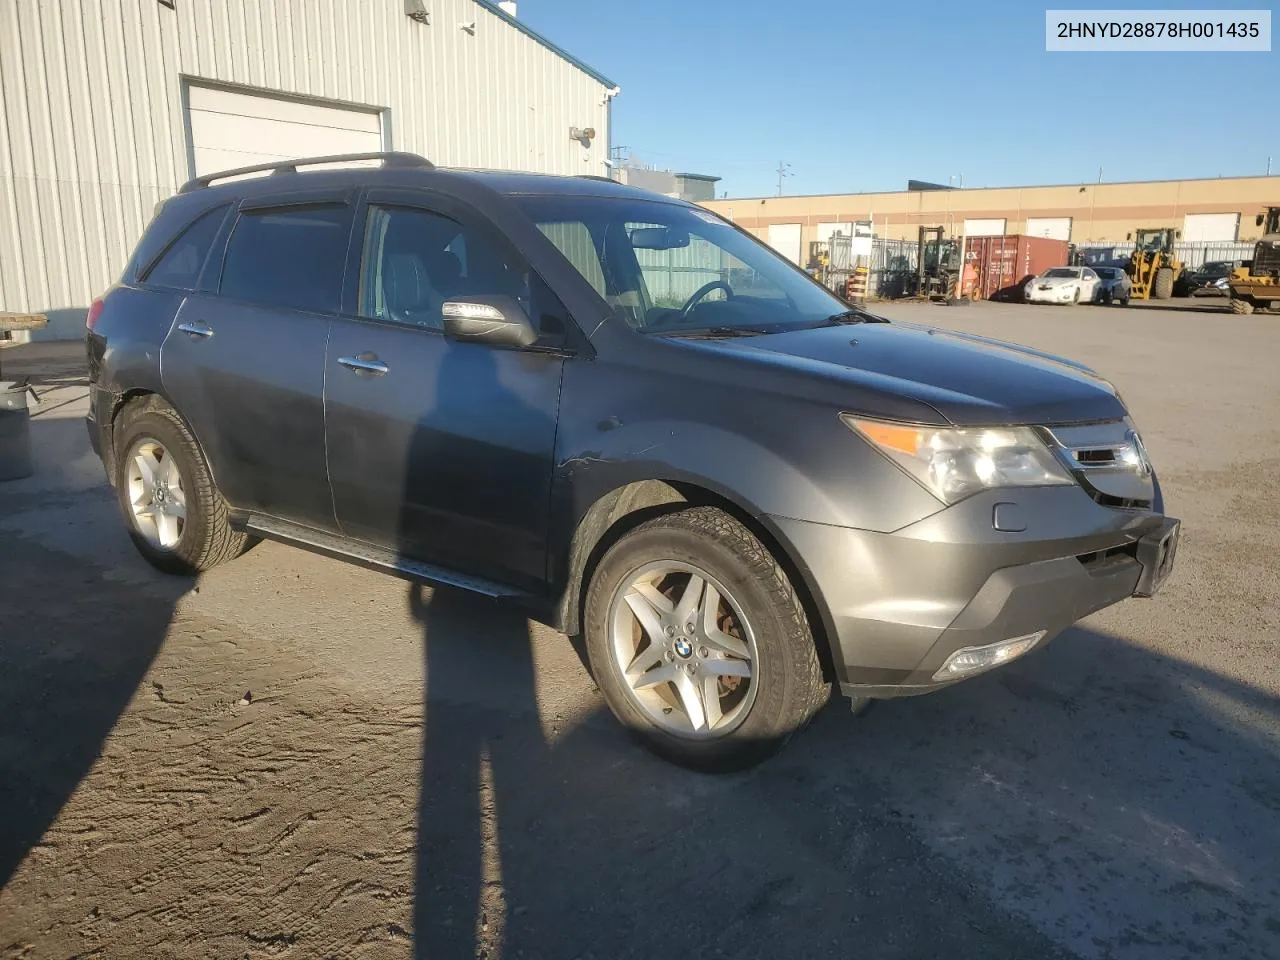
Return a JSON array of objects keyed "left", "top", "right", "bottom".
[{"left": 1, "top": 299, "right": 1277, "bottom": 960}]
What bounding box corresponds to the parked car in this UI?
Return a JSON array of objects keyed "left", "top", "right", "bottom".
[
  {"left": 85, "top": 153, "right": 1180, "bottom": 771},
  {"left": 1173, "top": 260, "right": 1240, "bottom": 297},
  {"left": 1092, "top": 266, "right": 1132, "bottom": 305},
  {"left": 1025, "top": 266, "right": 1103, "bottom": 304}
]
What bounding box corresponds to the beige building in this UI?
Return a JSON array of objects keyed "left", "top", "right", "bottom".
[{"left": 702, "top": 175, "right": 1280, "bottom": 263}]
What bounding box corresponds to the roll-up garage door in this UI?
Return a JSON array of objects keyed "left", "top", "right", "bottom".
[
  {"left": 1182, "top": 213, "right": 1240, "bottom": 242},
  {"left": 767, "top": 223, "right": 804, "bottom": 264},
  {"left": 1026, "top": 217, "right": 1072, "bottom": 240},
  {"left": 185, "top": 84, "right": 384, "bottom": 177},
  {"left": 962, "top": 218, "right": 1007, "bottom": 237}
]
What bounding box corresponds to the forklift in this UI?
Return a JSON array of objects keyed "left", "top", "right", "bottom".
[
  {"left": 905, "top": 226, "right": 964, "bottom": 302},
  {"left": 805, "top": 241, "right": 831, "bottom": 286},
  {"left": 1227, "top": 207, "right": 1280, "bottom": 315},
  {"left": 1124, "top": 227, "right": 1182, "bottom": 299}
]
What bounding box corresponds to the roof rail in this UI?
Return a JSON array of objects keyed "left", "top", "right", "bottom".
[{"left": 178, "top": 152, "right": 433, "bottom": 193}]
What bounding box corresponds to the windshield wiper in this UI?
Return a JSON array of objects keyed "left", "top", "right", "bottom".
[
  {"left": 657, "top": 326, "right": 771, "bottom": 339},
  {"left": 815, "top": 309, "right": 890, "bottom": 326}
]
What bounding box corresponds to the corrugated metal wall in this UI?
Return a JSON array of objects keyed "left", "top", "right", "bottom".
[{"left": 0, "top": 0, "right": 613, "bottom": 339}]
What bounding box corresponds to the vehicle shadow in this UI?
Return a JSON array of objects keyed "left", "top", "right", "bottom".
[{"left": 403, "top": 582, "right": 1280, "bottom": 958}]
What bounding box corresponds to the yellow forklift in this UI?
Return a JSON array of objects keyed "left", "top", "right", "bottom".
[
  {"left": 1125, "top": 227, "right": 1182, "bottom": 299},
  {"left": 1228, "top": 207, "right": 1280, "bottom": 315}
]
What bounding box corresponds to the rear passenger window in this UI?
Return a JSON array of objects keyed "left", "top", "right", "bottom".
[
  {"left": 141, "top": 205, "right": 227, "bottom": 290},
  {"left": 220, "top": 205, "right": 350, "bottom": 313}
]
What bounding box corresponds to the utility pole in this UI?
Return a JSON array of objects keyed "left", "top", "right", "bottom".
[
  {"left": 1097, "top": 166, "right": 1104, "bottom": 183},
  {"left": 1268, "top": 156, "right": 1273, "bottom": 176},
  {"left": 776, "top": 161, "right": 792, "bottom": 196}
]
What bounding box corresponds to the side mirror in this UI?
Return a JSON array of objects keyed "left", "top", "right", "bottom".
[
  {"left": 1258, "top": 214, "right": 1266, "bottom": 227},
  {"left": 441, "top": 295, "right": 537, "bottom": 348}
]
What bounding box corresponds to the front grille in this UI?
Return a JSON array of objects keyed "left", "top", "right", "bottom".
[
  {"left": 1076, "top": 542, "right": 1139, "bottom": 572},
  {"left": 1075, "top": 448, "right": 1115, "bottom": 465},
  {"left": 1043, "top": 420, "right": 1155, "bottom": 510}
]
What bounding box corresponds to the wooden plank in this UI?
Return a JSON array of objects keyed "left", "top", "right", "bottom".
[{"left": 0, "top": 312, "right": 49, "bottom": 332}]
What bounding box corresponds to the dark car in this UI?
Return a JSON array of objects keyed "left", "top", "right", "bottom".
[
  {"left": 1173, "top": 259, "right": 1239, "bottom": 297},
  {"left": 85, "top": 153, "right": 1180, "bottom": 770}
]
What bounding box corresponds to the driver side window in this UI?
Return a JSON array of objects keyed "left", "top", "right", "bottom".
[{"left": 360, "top": 205, "right": 527, "bottom": 330}]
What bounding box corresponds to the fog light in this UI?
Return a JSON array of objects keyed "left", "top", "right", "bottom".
[{"left": 933, "top": 631, "right": 1046, "bottom": 681}]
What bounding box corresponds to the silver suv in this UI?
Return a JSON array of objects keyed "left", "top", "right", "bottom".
[{"left": 86, "top": 153, "right": 1180, "bottom": 770}]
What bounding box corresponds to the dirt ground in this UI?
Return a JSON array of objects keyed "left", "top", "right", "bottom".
[{"left": 1, "top": 299, "right": 1278, "bottom": 960}]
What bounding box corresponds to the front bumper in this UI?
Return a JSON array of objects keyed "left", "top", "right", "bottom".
[
  {"left": 770, "top": 486, "right": 1178, "bottom": 699},
  {"left": 1027, "top": 286, "right": 1078, "bottom": 303}
]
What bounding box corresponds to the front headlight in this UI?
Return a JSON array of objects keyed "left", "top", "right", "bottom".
[{"left": 842, "top": 416, "right": 1075, "bottom": 504}]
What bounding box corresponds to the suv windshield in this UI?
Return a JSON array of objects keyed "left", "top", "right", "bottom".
[{"left": 514, "top": 195, "right": 847, "bottom": 334}]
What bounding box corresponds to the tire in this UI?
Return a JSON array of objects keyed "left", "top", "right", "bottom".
[
  {"left": 583, "top": 507, "right": 830, "bottom": 771},
  {"left": 114, "top": 396, "right": 249, "bottom": 575},
  {"left": 1230, "top": 298, "right": 1255, "bottom": 315},
  {"left": 1153, "top": 267, "right": 1175, "bottom": 300},
  {"left": 1071, "top": 287, "right": 1081, "bottom": 304}
]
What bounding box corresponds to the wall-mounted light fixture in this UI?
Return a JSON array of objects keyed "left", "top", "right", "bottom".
[
  {"left": 459, "top": 21, "right": 476, "bottom": 34},
  {"left": 404, "top": 0, "right": 429, "bottom": 24},
  {"left": 570, "top": 127, "right": 596, "bottom": 148}
]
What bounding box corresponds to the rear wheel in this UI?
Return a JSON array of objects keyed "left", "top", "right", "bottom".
[
  {"left": 1230, "top": 298, "right": 1255, "bottom": 315},
  {"left": 584, "top": 507, "right": 830, "bottom": 771},
  {"left": 114, "top": 398, "right": 249, "bottom": 575},
  {"left": 1153, "top": 267, "right": 1175, "bottom": 300}
]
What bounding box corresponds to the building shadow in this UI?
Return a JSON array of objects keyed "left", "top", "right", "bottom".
[{"left": 0, "top": 519, "right": 183, "bottom": 889}]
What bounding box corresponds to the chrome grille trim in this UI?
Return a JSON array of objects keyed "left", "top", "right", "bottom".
[{"left": 1042, "top": 419, "right": 1155, "bottom": 507}]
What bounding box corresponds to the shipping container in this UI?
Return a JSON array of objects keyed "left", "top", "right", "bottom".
[{"left": 963, "top": 235, "right": 1071, "bottom": 301}]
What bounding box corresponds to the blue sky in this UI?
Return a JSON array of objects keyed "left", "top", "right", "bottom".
[{"left": 517, "top": 0, "right": 1279, "bottom": 197}]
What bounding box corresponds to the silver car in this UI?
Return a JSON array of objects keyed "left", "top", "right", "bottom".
[{"left": 1092, "top": 266, "right": 1133, "bottom": 306}]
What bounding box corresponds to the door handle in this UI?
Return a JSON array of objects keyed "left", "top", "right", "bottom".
[
  {"left": 177, "top": 321, "right": 214, "bottom": 339},
  {"left": 338, "top": 354, "right": 389, "bottom": 376}
]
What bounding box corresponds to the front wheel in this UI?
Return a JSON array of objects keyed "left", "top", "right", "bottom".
[{"left": 584, "top": 507, "right": 829, "bottom": 771}]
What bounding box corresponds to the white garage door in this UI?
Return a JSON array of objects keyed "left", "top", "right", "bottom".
[
  {"left": 1182, "top": 213, "right": 1240, "bottom": 242},
  {"left": 186, "top": 85, "right": 384, "bottom": 177},
  {"left": 767, "top": 223, "right": 804, "bottom": 264},
  {"left": 1026, "top": 217, "right": 1072, "bottom": 240},
  {"left": 963, "top": 218, "right": 1007, "bottom": 237}
]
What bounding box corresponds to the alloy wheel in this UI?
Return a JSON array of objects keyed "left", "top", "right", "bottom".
[
  {"left": 125, "top": 437, "right": 187, "bottom": 549},
  {"left": 608, "top": 561, "right": 759, "bottom": 739}
]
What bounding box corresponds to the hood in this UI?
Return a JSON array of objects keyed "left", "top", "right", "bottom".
[
  {"left": 676, "top": 321, "right": 1126, "bottom": 426},
  {"left": 1032, "top": 275, "right": 1081, "bottom": 287}
]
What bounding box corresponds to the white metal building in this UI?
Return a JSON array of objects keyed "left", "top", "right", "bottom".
[{"left": 0, "top": 0, "right": 618, "bottom": 340}]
